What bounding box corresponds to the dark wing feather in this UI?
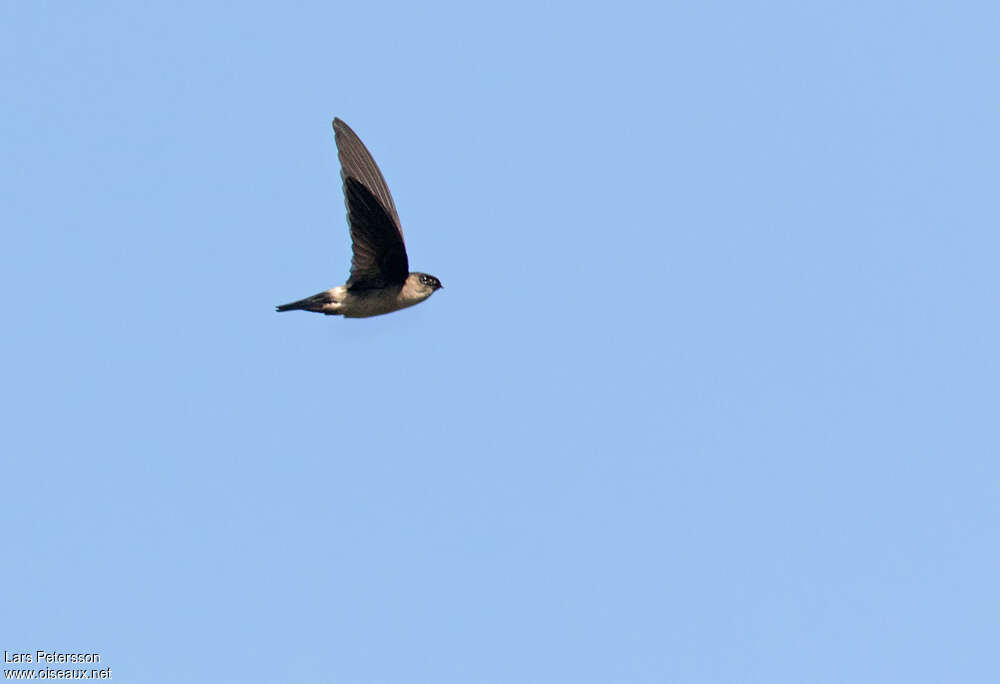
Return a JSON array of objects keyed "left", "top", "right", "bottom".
[
  {"left": 333, "top": 118, "right": 408, "bottom": 290},
  {"left": 342, "top": 177, "right": 409, "bottom": 289}
]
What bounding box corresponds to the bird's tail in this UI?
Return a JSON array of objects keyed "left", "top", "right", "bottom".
[{"left": 276, "top": 290, "right": 336, "bottom": 313}]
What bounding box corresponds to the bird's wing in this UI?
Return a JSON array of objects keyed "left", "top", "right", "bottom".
[{"left": 333, "top": 118, "right": 409, "bottom": 290}]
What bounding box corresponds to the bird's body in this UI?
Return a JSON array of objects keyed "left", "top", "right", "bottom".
[
  {"left": 276, "top": 273, "right": 440, "bottom": 318},
  {"left": 277, "top": 118, "right": 442, "bottom": 318}
]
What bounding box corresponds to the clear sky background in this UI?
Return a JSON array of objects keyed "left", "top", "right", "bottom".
[{"left": 2, "top": 2, "right": 998, "bottom": 682}]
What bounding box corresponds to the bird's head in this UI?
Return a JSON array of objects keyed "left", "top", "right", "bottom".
[{"left": 412, "top": 272, "right": 444, "bottom": 295}]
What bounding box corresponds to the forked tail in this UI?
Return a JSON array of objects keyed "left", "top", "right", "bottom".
[{"left": 276, "top": 290, "right": 335, "bottom": 313}]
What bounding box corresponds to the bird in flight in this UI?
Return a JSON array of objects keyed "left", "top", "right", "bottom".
[{"left": 277, "top": 118, "right": 442, "bottom": 318}]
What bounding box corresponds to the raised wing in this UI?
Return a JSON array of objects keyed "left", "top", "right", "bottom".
[{"left": 333, "top": 118, "right": 408, "bottom": 289}]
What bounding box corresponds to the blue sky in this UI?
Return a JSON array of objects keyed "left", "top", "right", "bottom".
[{"left": 2, "top": 1, "right": 998, "bottom": 682}]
